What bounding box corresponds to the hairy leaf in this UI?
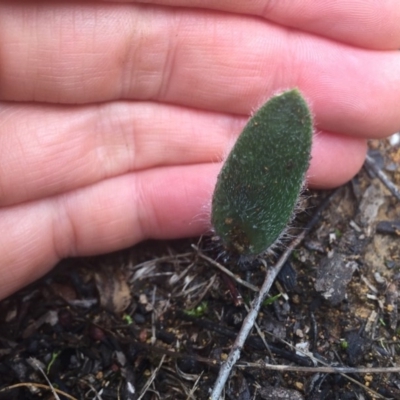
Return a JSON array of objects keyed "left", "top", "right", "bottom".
[{"left": 211, "top": 89, "right": 313, "bottom": 255}]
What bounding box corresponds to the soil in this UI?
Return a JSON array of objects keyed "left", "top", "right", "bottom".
[{"left": 0, "top": 137, "right": 399, "bottom": 400}]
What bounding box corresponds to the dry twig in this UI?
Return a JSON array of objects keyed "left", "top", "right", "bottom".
[
  {"left": 210, "top": 191, "right": 338, "bottom": 400},
  {"left": 28, "top": 357, "right": 61, "bottom": 400},
  {"left": 240, "top": 362, "right": 400, "bottom": 374},
  {"left": 210, "top": 234, "right": 307, "bottom": 399},
  {"left": 365, "top": 154, "right": 400, "bottom": 201},
  {"left": 137, "top": 354, "right": 166, "bottom": 400},
  {"left": 194, "top": 248, "right": 259, "bottom": 292},
  {"left": 0, "top": 383, "right": 77, "bottom": 400}
]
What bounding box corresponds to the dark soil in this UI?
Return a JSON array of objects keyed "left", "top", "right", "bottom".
[{"left": 1, "top": 138, "right": 400, "bottom": 400}]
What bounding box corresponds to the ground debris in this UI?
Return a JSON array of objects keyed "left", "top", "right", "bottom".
[
  {"left": 94, "top": 263, "right": 132, "bottom": 314},
  {"left": 376, "top": 220, "right": 400, "bottom": 236},
  {"left": 315, "top": 251, "right": 358, "bottom": 305},
  {"left": 344, "top": 330, "right": 368, "bottom": 366},
  {"left": 314, "top": 178, "right": 390, "bottom": 306},
  {"left": 259, "top": 384, "right": 304, "bottom": 400},
  {"left": 1, "top": 139, "right": 400, "bottom": 400}
]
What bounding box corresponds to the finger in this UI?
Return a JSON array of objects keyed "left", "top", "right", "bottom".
[
  {"left": 0, "top": 101, "right": 239, "bottom": 206},
  {"left": 0, "top": 100, "right": 362, "bottom": 206},
  {"left": 116, "top": 0, "right": 400, "bottom": 50},
  {"left": 307, "top": 132, "right": 367, "bottom": 189},
  {"left": 1, "top": 4, "right": 399, "bottom": 137},
  {"left": 0, "top": 133, "right": 367, "bottom": 299},
  {"left": 0, "top": 165, "right": 215, "bottom": 300}
]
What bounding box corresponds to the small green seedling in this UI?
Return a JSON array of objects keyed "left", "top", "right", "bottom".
[
  {"left": 340, "top": 339, "right": 349, "bottom": 350},
  {"left": 335, "top": 228, "right": 343, "bottom": 239},
  {"left": 46, "top": 350, "right": 61, "bottom": 374},
  {"left": 123, "top": 314, "right": 133, "bottom": 325},
  {"left": 262, "top": 293, "right": 282, "bottom": 307},
  {"left": 211, "top": 89, "right": 312, "bottom": 255},
  {"left": 184, "top": 301, "right": 208, "bottom": 318}
]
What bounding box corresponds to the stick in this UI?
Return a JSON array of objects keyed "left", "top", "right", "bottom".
[
  {"left": 365, "top": 154, "right": 400, "bottom": 201},
  {"left": 210, "top": 191, "right": 337, "bottom": 400}
]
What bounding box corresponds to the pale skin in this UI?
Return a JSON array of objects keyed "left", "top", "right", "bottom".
[{"left": 0, "top": 0, "right": 399, "bottom": 300}]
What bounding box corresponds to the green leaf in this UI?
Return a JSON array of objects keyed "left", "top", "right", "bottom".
[
  {"left": 211, "top": 89, "right": 312, "bottom": 255},
  {"left": 262, "top": 293, "right": 282, "bottom": 306},
  {"left": 184, "top": 301, "right": 208, "bottom": 318}
]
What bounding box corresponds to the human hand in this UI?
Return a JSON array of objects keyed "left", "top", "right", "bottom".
[{"left": 1, "top": 1, "right": 399, "bottom": 299}]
